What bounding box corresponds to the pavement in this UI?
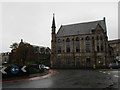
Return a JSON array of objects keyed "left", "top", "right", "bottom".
[{"left": 2, "top": 69, "right": 120, "bottom": 89}]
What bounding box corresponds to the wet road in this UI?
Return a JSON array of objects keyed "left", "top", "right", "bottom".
[{"left": 2, "top": 69, "right": 120, "bottom": 88}]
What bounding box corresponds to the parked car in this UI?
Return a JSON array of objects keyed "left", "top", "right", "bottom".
[
  {"left": 2, "top": 61, "right": 7, "bottom": 65},
  {"left": 44, "top": 66, "right": 50, "bottom": 70},
  {"left": 109, "top": 62, "right": 120, "bottom": 69},
  {"left": 38, "top": 64, "right": 45, "bottom": 70},
  {"left": 38, "top": 64, "right": 50, "bottom": 70}
]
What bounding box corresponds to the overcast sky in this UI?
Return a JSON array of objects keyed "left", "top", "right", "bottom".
[{"left": 0, "top": 2, "right": 118, "bottom": 53}]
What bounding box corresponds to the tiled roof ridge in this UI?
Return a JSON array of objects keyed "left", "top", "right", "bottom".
[
  {"left": 108, "top": 39, "right": 120, "bottom": 44},
  {"left": 61, "top": 19, "right": 103, "bottom": 27}
]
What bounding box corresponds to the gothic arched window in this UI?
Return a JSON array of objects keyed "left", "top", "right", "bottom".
[
  {"left": 75, "top": 37, "right": 80, "bottom": 52},
  {"left": 57, "top": 39, "right": 62, "bottom": 53},
  {"left": 96, "top": 36, "right": 100, "bottom": 52},
  {"left": 66, "top": 38, "right": 70, "bottom": 53},
  {"left": 100, "top": 35, "right": 104, "bottom": 51},
  {"left": 85, "top": 36, "right": 91, "bottom": 52}
]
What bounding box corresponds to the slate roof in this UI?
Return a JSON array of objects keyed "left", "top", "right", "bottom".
[
  {"left": 108, "top": 39, "right": 120, "bottom": 44},
  {"left": 56, "top": 19, "right": 106, "bottom": 37}
]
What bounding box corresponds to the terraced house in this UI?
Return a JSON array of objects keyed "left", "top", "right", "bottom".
[{"left": 51, "top": 14, "right": 112, "bottom": 69}]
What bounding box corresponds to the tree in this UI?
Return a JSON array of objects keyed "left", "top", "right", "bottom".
[
  {"left": 10, "top": 41, "right": 36, "bottom": 65},
  {"left": 10, "top": 43, "right": 18, "bottom": 50},
  {"left": 9, "top": 40, "right": 51, "bottom": 66}
]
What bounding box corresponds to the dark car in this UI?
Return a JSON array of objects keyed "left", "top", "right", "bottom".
[{"left": 109, "top": 62, "right": 120, "bottom": 69}]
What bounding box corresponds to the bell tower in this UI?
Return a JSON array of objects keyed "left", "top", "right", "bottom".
[{"left": 51, "top": 13, "right": 56, "bottom": 68}]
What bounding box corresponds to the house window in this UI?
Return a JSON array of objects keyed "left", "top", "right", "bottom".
[
  {"left": 75, "top": 37, "right": 80, "bottom": 53},
  {"left": 57, "top": 39, "right": 62, "bottom": 53},
  {"left": 66, "top": 38, "right": 70, "bottom": 53},
  {"left": 85, "top": 36, "right": 91, "bottom": 52}
]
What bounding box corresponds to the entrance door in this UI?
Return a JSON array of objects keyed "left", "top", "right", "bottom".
[{"left": 86, "top": 58, "right": 91, "bottom": 68}]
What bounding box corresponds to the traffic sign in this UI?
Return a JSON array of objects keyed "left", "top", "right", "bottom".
[
  {"left": 11, "top": 66, "right": 19, "bottom": 74},
  {"left": 0, "top": 67, "right": 7, "bottom": 74},
  {"left": 21, "top": 66, "right": 27, "bottom": 72}
]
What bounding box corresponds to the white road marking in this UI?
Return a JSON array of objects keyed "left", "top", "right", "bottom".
[
  {"left": 103, "top": 72, "right": 106, "bottom": 73},
  {"left": 99, "top": 70, "right": 119, "bottom": 78},
  {"left": 114, "top": 75, "right": 119, "bottom": 78}
]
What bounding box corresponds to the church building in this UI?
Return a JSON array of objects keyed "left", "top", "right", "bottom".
[{"left": 51, "top": 14, "right": 112, "bottom": 69}]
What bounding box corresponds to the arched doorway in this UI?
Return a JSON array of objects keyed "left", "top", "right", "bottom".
[{"left": 86, "top": 58, "right": 91, "bottom": 68}]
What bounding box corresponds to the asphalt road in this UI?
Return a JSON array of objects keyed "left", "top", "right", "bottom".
[{"left": 2, "top": 69, "right": 120, "bottom": 89}]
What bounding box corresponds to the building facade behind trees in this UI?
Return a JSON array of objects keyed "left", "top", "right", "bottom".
[
  {"left": 51, "top": 14, "right": 113, "bottom": 69},
  {"left": 108, "top": 39, "right": 120, "bottom": 61},
  {"left": 0, "top": 52, "right": 10, "bottom": 64}
]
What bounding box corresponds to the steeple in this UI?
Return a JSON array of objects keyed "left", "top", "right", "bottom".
[
  {"left": 21, "top": 39, "right": 23, "bottom": 42},
  {"left": 51, "top": 13, "right": 56, "bottom": 28},
  {"left": 103, "top": 17, "right": 105, "bottom": 22},
  {"left": 51, "top": 13, "right": 56, "bottom": 68}
]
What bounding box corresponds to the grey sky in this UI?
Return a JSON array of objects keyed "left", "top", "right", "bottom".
[{"left": 1, "top": 2, "right": 118, "bottom": 53}]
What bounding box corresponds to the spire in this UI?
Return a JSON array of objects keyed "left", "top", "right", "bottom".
[
  {"left": 103, "top": 17, "right": 105, "bottom": 22},
  {"left": 21, "top": 39, "right": 23, "bottom": 42},
  {"left": 51, "top": 13, "right": 56, "bottom": 28}
]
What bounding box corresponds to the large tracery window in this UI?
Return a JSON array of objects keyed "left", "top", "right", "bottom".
[
  {"left": 96, "top": 35, "right": 104, "bottom": 52},
  {"left": 100, "top": 36, "right": 104, "bottom": 51},
  {"left": 96, "top": 36, "right": 100, "bottom": 52},
  {"left": 57, "top": 39, "right": 62, "bottom": 53},
  {"left": 66, "top": 38, "right": 71, "bottom": 53},
  {"left": 85, "top": 36, "right": 91, "bottom": 52},
  {"left": 75, "top": 37, "right": 80, "bottom": 52}
]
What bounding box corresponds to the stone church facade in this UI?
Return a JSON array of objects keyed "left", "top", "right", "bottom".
[{"left": 51, "top": 14, "right": 112, "bottom": 69}]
